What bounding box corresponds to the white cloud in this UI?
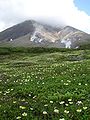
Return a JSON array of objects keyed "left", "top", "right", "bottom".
[{"left": 0, "top": 0, "right": 90, "bottom": 33}]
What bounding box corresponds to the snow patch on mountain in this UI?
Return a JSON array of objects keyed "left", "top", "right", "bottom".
[
  {"left": 10, "top": 39, "right": 13, "bottom": 41},
  {"left": 61, "top": 39, "right": 71, "bottom": 48}
]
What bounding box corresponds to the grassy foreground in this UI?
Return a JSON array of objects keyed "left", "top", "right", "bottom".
[{"left": 0, "top": 47, "right": 90, "bottom": 120}]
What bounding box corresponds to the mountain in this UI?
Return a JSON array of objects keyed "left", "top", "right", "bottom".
[
  {"left": 0, "top": 20, "right": 90, "bottom": 48},
  {"left": 55, "top": 26, "right": 90, "bottom": 48}
]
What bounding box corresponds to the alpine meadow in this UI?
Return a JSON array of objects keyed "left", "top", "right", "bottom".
[{"left": 0, "top": 47, "right": 90, "bottom": 120}]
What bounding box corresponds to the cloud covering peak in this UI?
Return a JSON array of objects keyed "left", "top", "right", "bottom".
[{"left": 0, "top": 0, "right": 90, "bottom": 33}]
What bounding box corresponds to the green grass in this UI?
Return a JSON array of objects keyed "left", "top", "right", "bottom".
[{"left": 0, "top": 47, "right": 90, "bottom": 120}]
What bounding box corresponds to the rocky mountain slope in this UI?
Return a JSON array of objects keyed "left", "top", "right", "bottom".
[{"left": 0, "top": 20, "right": 90, "bottom": 48}]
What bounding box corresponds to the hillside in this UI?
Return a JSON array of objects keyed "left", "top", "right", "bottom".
[
  {"left": 0, "top": 47, "right": 90, "bottom": 120},
  {"left": 0, "top": 20, "right": 90, "bottom": 48}
]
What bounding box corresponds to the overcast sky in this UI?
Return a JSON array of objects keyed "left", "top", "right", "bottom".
[{"left": 0, "top": 0, "right": 90, "bottom": 33}]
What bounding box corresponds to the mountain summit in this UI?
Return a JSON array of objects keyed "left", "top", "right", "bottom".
[{"left": 0, "top": 20, "right": 90, "bottom": 48}]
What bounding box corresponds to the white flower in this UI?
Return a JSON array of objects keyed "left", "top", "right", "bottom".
[
  {"left": 50, "top": 101, "right": 53, "bottom": 104},
  {"left": 67, "top": 80, "right": 71, "bottom": 83},
  {"left": 65, "top": 104, "right": 69, "bottom": 106},
  {"left": 22, "top": 112, "right": 27, "bottom": 116},
  {"left": 83, "top": 107, "right": 87, "bottom": 110},
  {"left": 85, "top": 84, "right": 87, "bottom": 86},
  {"left": 61, "top": 80, "right": 63, "bottom": 82},
  {"left": 43, "top": 111, "right": 47, "bottom": 115},
  {"left": 11, "top": 89, "right": 13, "bottom": 91},
  {"left": 59, "top": 101, "right": 65, "bottom": 104},
  {"left": 64, "top": 83, "right": 68, "bottom": 85},
  {"left": 13, "top": 101, "right": 17, "bottom": 104},
  {"left": 77, "top": 101, "right": 82, "bottom": 105},
  {"left": 69, "top": 102, "right": 73, "bottom": 104},
  {"left": 33, "top": 96, "right": 36, "bottom": 99},
  {"left": 76, "top": 109, "right": 82, "bottom": 112},
  {"left": 54, "top": 109, "right": 59, "bottom": 113},
  {"left": 64, "top": 110, "right": 69, "bottom": 114},
  {"left": 19, "top": 106, "right": 26, "bottom": 109},
  {"left": 78, "top": 83, "right": 81, "bottom": 85},
  {"left": 44, "top": 104, "right": 48, "bottom": 107},
  {"left": 59, "top": 118, "right": 65, "bottom": 120},
  {"left": 42, "top": 82, "right": 45, "bottom": 84},
  {"left": 16, "top": 116, "right": 21, "bottom": 119},
  {"left": 29, "top": 94, "right": 31, "bottom": 96},
  {"left": 21, "top": 99, "right": 25, "bottom": 102},
  {"left": 30, "top": 107, "right": 33, "bottom": 110},
  {"left": 68, "top": 99, "right": 72, "bottom": 101}
]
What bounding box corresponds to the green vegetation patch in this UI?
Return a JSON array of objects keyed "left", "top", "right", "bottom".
[{"left": 0, "top": 47, "right": 90, "bottom": 120}]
